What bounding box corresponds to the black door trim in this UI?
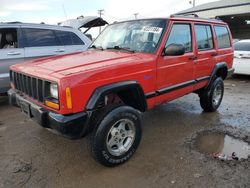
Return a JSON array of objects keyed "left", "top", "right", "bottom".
[{"left": 145, "top": 76, "right": 210, "bottom": 99}]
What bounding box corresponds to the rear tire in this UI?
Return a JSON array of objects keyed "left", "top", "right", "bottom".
[
  {"left": 199, "top": 77, "right": 224, "bottom": 112},
  {"left": 91, "top": 105, "right": 142, "bottom": 167}
]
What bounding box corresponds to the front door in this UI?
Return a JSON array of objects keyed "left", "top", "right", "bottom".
[{"left": 156, "top": 22, "right": 195, "bottom": 104}]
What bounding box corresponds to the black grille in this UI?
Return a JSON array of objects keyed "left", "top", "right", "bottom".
[{"left": 11, "top": 71, "right": 46, "bottom": 102}]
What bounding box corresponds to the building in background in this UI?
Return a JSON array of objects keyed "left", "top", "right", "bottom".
[{"left": 176, "top": 0, "right": 250, "bottom": 39}]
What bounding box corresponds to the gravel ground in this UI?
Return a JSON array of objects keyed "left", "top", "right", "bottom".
[{"left": 0, "top": 75, "right": 250, "bottom": 188}]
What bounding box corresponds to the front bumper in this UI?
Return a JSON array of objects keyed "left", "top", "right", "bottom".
[{"left": 8, "top": 89, "right": 90, "bottom": 139}]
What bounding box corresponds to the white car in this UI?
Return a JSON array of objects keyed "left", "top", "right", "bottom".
[
  {"left": 0, "top": 22, "right": 92, "bottom": 94},
  {"left": 233, "top": 40, "right": 250, "bottom": 75}
]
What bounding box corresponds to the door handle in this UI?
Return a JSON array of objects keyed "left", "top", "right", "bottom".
[
  {"left": 188, "top": 55, "right": 197, "bottom": 60},
  {"left": 54, "top": 49, "right": 65, "bottom": 53},
  {"left": 211, "top": 52, "right": 218, "bottom": 57},
  {"left": 7, "top": 52, "right": 21, "bottom": 56}
]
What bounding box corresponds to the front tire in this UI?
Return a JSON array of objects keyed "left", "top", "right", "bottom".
[
  {"left": 199, "top": 77, "right": 224, "bottom": 112},
  {"left": 91, "top": 106, "right": 142, "bottom": 167}
]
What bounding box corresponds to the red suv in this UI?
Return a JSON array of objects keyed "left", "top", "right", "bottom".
[{"left": 8, "top": 15, "right": 234, "bottom": 166}]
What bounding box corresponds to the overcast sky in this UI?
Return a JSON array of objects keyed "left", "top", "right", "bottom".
[{"left": 0, "top": 0, "right": 219, "bottom": 24}]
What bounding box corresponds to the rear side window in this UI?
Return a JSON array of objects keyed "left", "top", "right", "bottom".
[
  {"left": 195, "top": 25, "right": 214, "bottom": 50},
  {"left": 23, "top": 28, "right": 60, "bottom": 47},
  {"left": 214, "top": 26, "right": 231, "bottom": 49},
  {"left": 166, "top": 24, "right": 192, "bottom": 52},
  {"left": 71, "top": 33, "right": 85, "bottom": 45},
  {"left": 234, "top": 42, "right": 250, "bottom": 51},
  {"left": 55, "top": 30, "right": 85, "bottom": 45}
]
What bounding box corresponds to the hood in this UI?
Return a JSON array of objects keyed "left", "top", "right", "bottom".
[{"left": 14, "top": 50, "right": 150, "bottom": 77}]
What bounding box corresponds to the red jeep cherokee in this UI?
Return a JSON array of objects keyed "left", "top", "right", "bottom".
[{"left": 8, "top": 15, "right": 234, "bottom": 166}]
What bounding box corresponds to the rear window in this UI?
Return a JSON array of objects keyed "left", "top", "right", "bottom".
[
  {"left": 234, "top": 42, "right": 250, "bottom": 51},
  {"left": 195, "top": 25, "right": 214, "bottom": 50},
  {"left": 55, "top": 30, "right": 85, "bottom": 45},
  {"left": 214, "top": 26, "right": 231, "bottom": 49},
  {"left": 23, "top": 28, "right": 60, "bottom": 47}
]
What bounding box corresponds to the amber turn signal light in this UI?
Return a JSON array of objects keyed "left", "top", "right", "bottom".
[
  {"left": 66, "top": 87, "right": 72, "bottom": 109},
  {"left": 45, "top": 100, "right": 60, "bottom": 110}
]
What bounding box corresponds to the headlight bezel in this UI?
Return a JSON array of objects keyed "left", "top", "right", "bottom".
[
  {"left": 49, "top": 83, "right": 59, "bottom": 100},
  {"left": 44, "top": 82, "right": 60, "bottom": 110}
]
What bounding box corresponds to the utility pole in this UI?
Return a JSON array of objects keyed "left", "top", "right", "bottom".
[
  {"left": 189, "top": 0, "right": 195, "bottom": 7},
  {"left": 97, "top": 9, "right": 104, "bottom": 34},
  {"left": 133, "top": 13, "right": 139, "bottom": 19}
]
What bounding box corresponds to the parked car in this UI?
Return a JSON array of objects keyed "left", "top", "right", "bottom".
[
  {"left": 233, "top": 39, "right": 250, "bottom": 75},
  {"left": 0, "top": 22, "right": 91, "bottom": 94},
  {"left": 8, "top": 15, "right": 234, "bottom": 166}
]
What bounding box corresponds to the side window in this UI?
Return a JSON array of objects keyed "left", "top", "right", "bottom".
[
  {"left": 0, "top": 33, "right": 2, "bottom": 47},
  {"left": 23, "top": 28, "right": 60, "bottom": 47},
  {"left": 0, "top": 28, "right": 18, "bottom": 49},
  {"left": 55, "top": 30, "right": 73, "bottom": 45},
  {"left": 195, "top": 25, "right": 214, "bottom": 50},
  {"left": 166, "top": 24, "right": 192, "bottom": 52},
  {"left": 71, "top": 33, "right": 85, "bottom": 45},
  {"left": 214, "top": 26, "right": 231, "bottom": 49},
  {"left": 55, "top": 30, "right": 84, "bottom": 45}
]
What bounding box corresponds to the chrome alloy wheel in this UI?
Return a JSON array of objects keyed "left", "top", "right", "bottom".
[
  {"left": 212, "top": 84, "right": 223, "bottom": 106},
  {"left": 106, "top": 119, "right": 136, "bottom": 156}
]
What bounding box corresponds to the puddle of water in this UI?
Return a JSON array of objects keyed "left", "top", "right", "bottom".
[{"left": 196, "top": 133, "right": 250, "bottom": 159}]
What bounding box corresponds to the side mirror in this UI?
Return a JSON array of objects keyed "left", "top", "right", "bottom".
[{"left": 162, "top": 44, "right": 185, "bottom": 56}]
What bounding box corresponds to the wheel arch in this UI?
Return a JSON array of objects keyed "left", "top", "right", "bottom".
[
  {"left": 86, "top": 81, "right": 147, "bottom": 112},
  {"left": 207, "top": 62, "right": 228, "bottom": 89}
]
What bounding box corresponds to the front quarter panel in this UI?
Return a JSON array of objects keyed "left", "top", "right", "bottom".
[{"left": 64, "top": 53, "right": 157, "bottom": 114}]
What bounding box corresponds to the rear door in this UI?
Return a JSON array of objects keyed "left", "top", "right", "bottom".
[
  {"left": 0, "top": 26, "right": 24, "bottom": 92},
  {"left": 213, "top": 25, "right": 233, "bottom": 69},
  {"left": 193, "top": 23, "right": 217, "bottom": 90},
  {"left": 21, "top": 27, "right": 66, "bottom": 60}
]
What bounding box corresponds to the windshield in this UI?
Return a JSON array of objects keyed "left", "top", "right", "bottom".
[
  {"left": 234, "top": 41, "right": 250, "bottom": 51},
  {"left": 91, "top": 19, "right": 167, "bottom": 53}
]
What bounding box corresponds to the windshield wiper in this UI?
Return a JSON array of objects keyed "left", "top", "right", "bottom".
[
  {"left": 89, "top": 45, "right": 104, "bottom": 50},
  {"left": 107, "top": 46, "right": 135, "bottom": 53}
]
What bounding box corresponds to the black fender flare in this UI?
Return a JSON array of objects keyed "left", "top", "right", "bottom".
[
  {"left": 207, "top": 62, "right": 228, "bottom": 89},
  {"left": 86, "top": 81, "right": 147, "bottom": 112}
]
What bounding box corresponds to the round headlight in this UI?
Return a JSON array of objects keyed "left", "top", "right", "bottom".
[{"left": 50, "top": 83, "right": 58, "bottom": 99}]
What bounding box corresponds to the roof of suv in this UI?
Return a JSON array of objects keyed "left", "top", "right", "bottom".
[
  {"left": 110, "top": 15, "right": 226, "bottom": 26},
  {"left": 169, "top": 15, "right": 226, "bottom": 24},
  {"left": 0, "top": 22, "right": 74, "bottom": 31}
]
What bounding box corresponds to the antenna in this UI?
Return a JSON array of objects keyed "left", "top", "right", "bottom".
[{"left": 62, "top": 3, "right": 68, "bottom": 19}]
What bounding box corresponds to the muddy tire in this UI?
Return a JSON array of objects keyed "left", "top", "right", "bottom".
[
  {"left": 91, "top": 105, "right": 142, "bottom": 167},
  {"left": 199, "top": 77, "right": 224, "bottom": 112}
]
